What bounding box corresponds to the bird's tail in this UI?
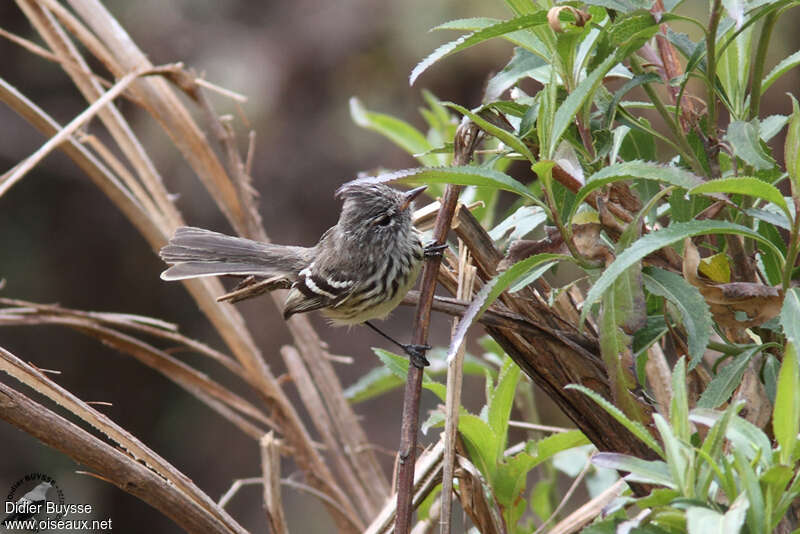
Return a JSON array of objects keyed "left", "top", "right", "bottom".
[{"left": 160, "top": 226, "right": 311, "bottom": 281}]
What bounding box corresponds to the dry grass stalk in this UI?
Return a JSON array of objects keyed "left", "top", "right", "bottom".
[
  {"left": 440, "top": 241, "right": 476, "bottom": 534},
  {"left": 0, "top": 379, "right": 244, "bottom": 534},
  {"left": 364, "top": 439, "right": 446, "bottom": 534},
  {"left": 0, "top": 346, "right": 248, "bottom": 533},
  {"left": 1, "top": 1, "right": 387, "bottom": 531},
  {"left": 260, "top": 433, "right": 289, "bottom": 534}
]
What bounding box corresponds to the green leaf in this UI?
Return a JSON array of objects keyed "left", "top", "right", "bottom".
[
  {"left": 349, "top": 98, "right": 438, "bottom": 167},
  {"left": 487, "top": 47, "right": 549, "bottom": 99},
  {"left": 781, "top": 288, "right": 800, "bottom": 344},
  {"left": 762, "top": 49, "right": 800, "bottom": 93},
  {"left": 459, "top": 413, "right": 501, "bottom": 480},
  {"left": 531, "top": 431, "right": 590, "bottom": 463},
  {"left": 488, "top": 205, "right": 546, "bottom": 243},
  {"left": 643, "top": 267, "right": 712, "bottom": 366},
  {"left": 592, "top": 452, "right": 674, "bottom": 488},
  {"left": 411, "top": 12, "right": 548, "bottom": 85},
  {"left": 548, "top": 52, "right": 620, "bottom": 157},
  {"left": 433, "top": 17, "right": 552, "bottom": 61},
  {"left": 488, "top": 358, "right": 521, "bottom": 450},
  {"left": 696, "top": 348, "right": 759, "bottom": 409},
  {"left": 582, "top": 0, "right": 655, "bottom": 11},
  {"left": 654, "top": 413, "right": 690, "bottom": 495},
  {"left": 445, "top": 253, "right": 570, "bottom": 364},
  {"left": 445, "top": 102, "right": 536, "bottom": 162},
  {"left": 774, "top": 342, "right": 800, "bottom": 464},
  {"left": 785, "top": 95, "right": 800, "bottom": 189},
  {"left": 362, "top": 166, "right": 541, "bottom": 204},
  {"left": 371, "top": 349, "right": 446, "bottom": 401},
  {"left": 567, "top": 384, "right": 664, "bottom": 456},
  {"left": 494, "top": 452, "right": 537, "bottom": 508},
  {"left": 581, "top": 220, "right": 784, "bottom": 326},
  {"left": 345, "top": 351, "right": 492, "bottom": 403},
  {"left": 599, "top": 238, "right": 647, "bottom": 421},
  {"left": 689, "top": 176, "right": 789, "bottom": 218},
  {"left": 724, "top": 120, "right": 777, "bottom": 170},
  {"left": 733, "top": 448, "right": 766, "bottom": 534},
  {"left": 686, "top": 494, "right": 748, "bottom": 534},
  {"left": 691, "top": 409, "right": 772, "bottom": 468},
  {"left": 670, "top": 358, "right": 690, "bottom": 441},
  {"left": 572, "top": 160, "right": 704, "bottom": 222}
]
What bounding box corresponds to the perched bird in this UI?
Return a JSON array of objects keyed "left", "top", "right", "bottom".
[
  {"left": 2, "top": 482, "right": 51, "bottom": 527},
  {"left": 160, "top": 183, "right": 438, "bottom": 366}
]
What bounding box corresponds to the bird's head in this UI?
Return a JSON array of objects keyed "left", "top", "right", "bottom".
[{"left": 334, "top": 183, "right": 426, "bottom": 245}]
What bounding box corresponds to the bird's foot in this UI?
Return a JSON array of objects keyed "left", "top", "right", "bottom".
[
  {"left": 423, "top": 242, "right": 448, "bottom": 259},
  {"left": 402, "top": 343, "right": 431, "bottom": 368}
]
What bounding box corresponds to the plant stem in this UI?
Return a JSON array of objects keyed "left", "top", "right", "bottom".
[
  {"left": 706, "top": 0, "right": 723, "bottom": 130},
  {"left": 748, "top": 10, "right": 778, "bottom": 120},
  {"left": 394, "top": 121, "right": 481, "bottom": 534},
  {"left": 629, "top": 56, "right": 706, "bottom": 176}
]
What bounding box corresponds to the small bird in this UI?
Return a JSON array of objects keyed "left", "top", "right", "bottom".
[{"left": 160, "top": 183, "right": 437, "bottom": 366}]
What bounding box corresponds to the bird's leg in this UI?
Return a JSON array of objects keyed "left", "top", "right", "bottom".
[
  {"left": 423, "top": 241, "right": 448, "bottom": 258},
  {"left": 364, "top": 321, "right": 430, "bottom": 367}
]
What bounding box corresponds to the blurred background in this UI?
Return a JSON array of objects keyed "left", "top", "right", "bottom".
[{"left": 1, "top": 1, "right": 799, "bottom": 532}]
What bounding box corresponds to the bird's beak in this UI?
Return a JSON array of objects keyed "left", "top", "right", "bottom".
[{"left": 399, "top": 185, "right": 427, "bottom": 211}]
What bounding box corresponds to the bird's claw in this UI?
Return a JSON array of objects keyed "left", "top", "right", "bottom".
[
  {"left": 423, "top": 242, "right": 447, "bottom": 259},
  {"left": 402, "top": 343, "right": 431, "bottom": 368}
]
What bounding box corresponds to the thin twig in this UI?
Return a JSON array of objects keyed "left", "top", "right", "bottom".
[
  {"left": 533, "top": 456, "right": 593, "bottom": 534},
  {"left": 395, "top": 119, "right": 482, "bottom": 534}
]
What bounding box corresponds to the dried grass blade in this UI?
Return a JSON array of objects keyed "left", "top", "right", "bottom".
[
  {"left": 0, "top": 345, "right": 248, "bottom": 534},
  {"left": 0, "top": 380, "right": 243, "bottom": 534}
]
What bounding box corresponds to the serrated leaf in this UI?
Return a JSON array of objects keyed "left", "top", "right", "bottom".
[
  {"left": 488, "top": 358, "right": 521, "bottom": 450},
  {"left": 691, "top": 409, "right": 772, "bottom": 468},
  {"left": 781, "top": 288, "right": 800, "bottom": 344},
  {"left": 690, "top": 176, "right": 788, "bottom": 217},
  {"left": 582, "top": 0, "right": 655, "bottom": 11},
  {"left": 446, "top": 253, "right": 570, "bottom": 364},
  {"left": 580, "top": 220, "right": 783, "bottom": 327},
  {"left": 356, "top": 165, "right": 541, "bottom": 204},
  {"left": 548, "top": 51, "right": 620, "bottom": 157},
  {"left": 724, "top": 120, "right": 777, "bottom": 170},
  {"left": 773, "top": 342, "right": 800, "bottom": 464},
  {"left": 573, "top": 160, "right": 704, "bottom": 221},
  {"left": 654, "top": 413, "right": 690, "bottom": 494},
  {"left": 762, "top": 49, "right": 800, "bottom": 93},
  {"left": 599, "top": 243, "right": 646, "bottom": 420},
  {"left": 592, "top": 452, "right": 674, "bottom": 487},
  {"left": 785, "top": 95, "right": 800, "bottom": 188},
  {"left": 487, "top": 47, "right": 549, "bottom": 100},
  {"left": 696, "top": 348, "right": 759, "bottom": 409},
  {"left": 643, "top": 267, "right": 712, "bottom": 366},
  {"left": 411, "top": 12, "right": 548, "bottom": 85},
  {"left": 733, "top": 448, "right": 765, "bottom": 534},
  {"left": 567, "top": 384, "right": 664, "bottom": 456},
  {"left": 458, "top": 412, "right": 501, "bottom": 480}
]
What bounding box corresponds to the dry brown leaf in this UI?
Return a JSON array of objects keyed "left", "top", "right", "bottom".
[{"left": 682, "top": 239, "right": 784, "bottom": 330}]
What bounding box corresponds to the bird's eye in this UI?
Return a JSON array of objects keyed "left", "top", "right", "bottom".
[{"left": 376, "top": 214, "right": 392, "bottom": 226}]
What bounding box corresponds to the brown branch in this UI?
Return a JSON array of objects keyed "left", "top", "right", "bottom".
[
  {"left": 395, "top": 119, "right": 482, "bottom": 534},
  {"left": 260, "top": 433, "right": 289, "bottom": 534}
]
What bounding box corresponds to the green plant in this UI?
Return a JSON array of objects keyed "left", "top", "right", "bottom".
[{"left": 350, "top": 0, "right": 800, "bottom": 531}]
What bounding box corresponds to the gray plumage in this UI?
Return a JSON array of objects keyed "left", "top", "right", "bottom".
[{"left": 160, "top": 183, "right": 425, "bottom": 325}]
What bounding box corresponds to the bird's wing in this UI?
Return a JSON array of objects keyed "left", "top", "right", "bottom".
[{"left": 282, "top": 266, "right": 354, "bottom": 319}]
